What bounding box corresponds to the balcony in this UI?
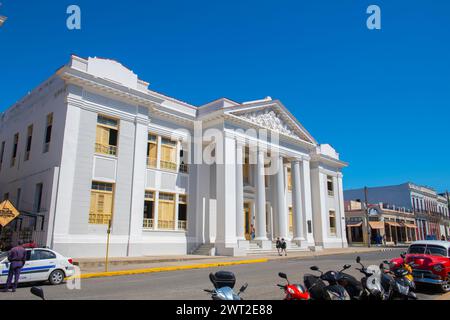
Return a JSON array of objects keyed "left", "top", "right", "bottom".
[
  {"left": 95, "top": 143, "right": 117, "bottom": 156},
  {"left": 89, "top": 213, "right": 111, "bottom": 225},
  {"left": 143, "top": 218, "right": 154, "bottom": 229},
  {"left": 178, "top": 220, "right": 187, "bottom": 231},
  {"left": 160, "top": 160, "right": 177, "bottom": 171},
  {"left": 147, "top": 157, "right": 157, "bottom": 168},
  {"left": 158, "top": 220, "right": 175, "bottom": 230},
  {"left": 179, "top": 163, "right": 189, "bottom": 174}
]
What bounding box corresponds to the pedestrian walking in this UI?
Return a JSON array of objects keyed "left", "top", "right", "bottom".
[
  {"left": 275, "top": 237, "right": 282, "bottom": 256},
  {"left": 2, "top": 241, "right": 27, "bottom": 293},
  {"left": 281, "top": 238, "right": 288, "bottom": 256}
]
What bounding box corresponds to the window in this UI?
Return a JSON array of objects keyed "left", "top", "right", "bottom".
[
  {"left": 95, "top": 115, "right": 119, "bottom": 156},
  {"left": 89, "top": 181, "right": 114, "bottom": 225},
  {"left": 30, "top": 250, "right": 56, "bottom": 261},
  {"left": 34, "top": 183, "right": 43, "bottom": 213},
  {"left": 178, "top": 195, "right": 188, "bottom": 230},
  {"left": 160, "top": 138, "right": 177, "bottom": 171},
  {"left": 143, "top": 191, "right": 155, "bottom": 229},
  {"left": 43, "top": 113, "right": 53, "bottom": 153},
  {"left": 179, "top": 147, "right": 188, "bottom": 173},
  {"left": 11, "top": 133, "right": 19, "bottom": 167},
  {"left": 158, "top": 193, "right": 175, "bottom": 230},
  {"left": 327, "top": 176, "right": 334, "bottom": 197},
  {"left": 0, "top": 141, "right": 5, "bottom": 170},
  {"left": 147, "top": 134, "right": 158, "bottom": 168},
  {"left": 25, "top": 125, "right": 33, "bottom": 161},
  {"left": 329, "top": 210, "right": 336, "bottom": 236},
  {"left": 287, "top": 168, "right": 292, "bottom": 191}
]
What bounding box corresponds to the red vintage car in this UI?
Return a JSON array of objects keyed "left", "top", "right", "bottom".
[{"left": 391, "top": 241, "right": 450, "bottom": 293}]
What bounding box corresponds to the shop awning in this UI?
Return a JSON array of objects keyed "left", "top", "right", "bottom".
[
  {"left": 347, "top": 221, "right": 363, "bottom": 228},
  {"left": 404, "top": 223, "right": 417, "bottom": 229},
  {"left": 385, "top": 222, "right": 401, "bottom": 227},
  {"left": 369, "top": 221, "right": 385, "bottom": 230}
]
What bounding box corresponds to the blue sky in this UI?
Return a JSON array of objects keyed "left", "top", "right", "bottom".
[{"left": 0, "top": 1, "right": 449, "bottom": 192}]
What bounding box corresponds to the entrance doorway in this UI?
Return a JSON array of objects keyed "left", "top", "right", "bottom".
[{"left": 244, "top": 202, "right": 252, "bottom": 240}]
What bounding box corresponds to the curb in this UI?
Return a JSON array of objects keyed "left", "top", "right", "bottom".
[{"left": 68, "top": 258, "right": 269, "bottom": 280}]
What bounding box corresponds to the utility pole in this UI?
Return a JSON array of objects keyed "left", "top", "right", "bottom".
[{"left": 364, "top": 186, "right": 371, "bottom": 248}]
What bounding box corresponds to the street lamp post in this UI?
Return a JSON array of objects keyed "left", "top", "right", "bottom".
[{"left": 364, "top": 186, "right": 371, "bottom": 248}]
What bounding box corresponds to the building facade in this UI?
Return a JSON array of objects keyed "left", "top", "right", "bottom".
[
  {"left": 345, "top": 183, "right": 450, "bottom": 241},
  {"left": 0, "top": 55, "right": 348, "bottom": 258},
  {"left": 345, "top": 201, "right": 417, "bottom": 246}
]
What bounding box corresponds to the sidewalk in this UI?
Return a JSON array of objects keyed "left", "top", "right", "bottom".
[{"left": 73, "top": 247, "right": 399, "bottom": 277}]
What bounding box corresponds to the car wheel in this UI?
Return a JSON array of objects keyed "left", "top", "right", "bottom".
[
  {"left": 440, "top": 276, "right": 450, "bottom": 293},
  {"left": 49, "top": 270, "right": 65, "bottom": 285}
]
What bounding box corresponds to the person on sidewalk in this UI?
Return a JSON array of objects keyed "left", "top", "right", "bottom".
[
  {"left": 2, "top": 241, "right": 27, "bottom": 293},
  {"left": 250, "top": 225, "right": 256, "bottom": 241},
  {"left": 275, "top": 238, "right": 282, "bottom": 256},
  {"left": 280, "top": 238, "right": 287, "bottom": 256}
]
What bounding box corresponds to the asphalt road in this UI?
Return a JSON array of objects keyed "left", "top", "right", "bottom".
[{"left": 0, "top": 249, "right": 446, "bottom": 300}]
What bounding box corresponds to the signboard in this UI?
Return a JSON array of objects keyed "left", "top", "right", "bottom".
[{"left": 0, "top": 200, "right": 20, "bottom": 227}]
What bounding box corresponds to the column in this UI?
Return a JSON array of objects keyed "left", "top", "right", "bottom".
[
  {"left": 215, "top": 134, "right": 244, "bottom": 256},
  {"left": 301, "top": 159, "right": 315, "bottom": 246},
  {"left": 275, "top": 156, "right": 288, "bottom": 239},
  {"left": 291, "top": 159, "right": 303, "bottom": 242},
  {"left": 255, "top": 148, "right": 268, "bottom": 241},
  {"left": 235, "top": 141, "right": 246, "bottom": 241}
]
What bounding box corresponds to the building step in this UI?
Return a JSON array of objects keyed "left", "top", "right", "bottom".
[{"left": 192, "top": 244, "right": 215, "bottom": 256}]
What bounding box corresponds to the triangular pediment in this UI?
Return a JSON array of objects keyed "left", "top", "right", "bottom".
[{"left": 226, "top": 102, "right": 317, "bottom": 145}]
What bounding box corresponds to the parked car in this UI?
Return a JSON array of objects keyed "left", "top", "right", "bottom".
[
  {"left": 390, "top": 241, "right": 450, "bottom": 292},
  {"left": 0, "top": 248, "right": 75, "bottom": 286}
]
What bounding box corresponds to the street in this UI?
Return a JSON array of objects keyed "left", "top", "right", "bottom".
[{"left": 0, "top": 249, "right": 446, "bottom": 300}]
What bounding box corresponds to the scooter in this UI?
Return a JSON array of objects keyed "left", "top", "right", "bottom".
[
  {"left": 355, "top": 256, "right": 388, "bottom": 300},
  {"left": 381, "top": 261, "right": 417, "bottom": 300},
  {"left": 304, "top": 266, "right": 351, "bottom": 300},
  {"left": 204, "top": 271, "right": 248, "bottom": 300},
  {"left": 337, "top": 264, "right": 364, "bottom": 299},
  {"left": 277, "top": 272, "right": 310, "bottom": 300}
]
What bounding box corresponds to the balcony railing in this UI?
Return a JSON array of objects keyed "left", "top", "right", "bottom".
[
  {"left": 143, "top": 218, "right": 154, "bottom": 229},
  {"left": 89, "top": 213, "right": 111, "bottom": 225},
  {"left": 158, "top": 220, "right": 175, "bottom": 230},
  {"left": 160, "top": 160, "right": 177, "bottom": 171},
  {"left": 147, "top": 157, "right": 157, "bottom": 168},
  {"left": 179, "top": 163, "right": 189, "bottom": 174},
  {"left": 178, "top": 220, "right": 187, "bottom": 230},
  {"left": 95, "top": 143, "right": 118, "bottom": 156}
]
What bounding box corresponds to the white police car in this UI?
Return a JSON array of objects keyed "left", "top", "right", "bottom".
[{"left": 0, "top": 248, "right": 75, "bottom": 286}]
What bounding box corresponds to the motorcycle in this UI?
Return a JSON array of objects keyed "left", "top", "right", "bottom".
[
  {"left": 277, "top": 272, "right": 310, "bottom": 300},
  {"left": 337, "top": 263, "right": 364, "bottom": 300},
  {"left": 381, "top": 261, "right": 417, "bottom": 300},
  {"left": 304, "top": 266, "right": 351, "bottom": 300},
  {"left": 204, "top": 271, "right": 248, "bottom": 300},
  {"left": 355, "top": 256, "right": 389, "bottom": 300}
]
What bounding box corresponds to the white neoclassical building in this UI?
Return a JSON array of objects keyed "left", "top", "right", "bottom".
[{"left": 0, "top": 55, "right": 348, "bottom": 257}]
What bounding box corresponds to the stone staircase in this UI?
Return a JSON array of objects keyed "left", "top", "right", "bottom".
[
  {"left": 246, "top": 241, "right": 309, "bottom": 255},
  {"left": 192, "top": 244, "right": 216, "bottom": 256}
]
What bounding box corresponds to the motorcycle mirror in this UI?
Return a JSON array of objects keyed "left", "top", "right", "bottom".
[
  {"left": 400, "top": 253, "right": 406, "bottom": 259},
  {"left": 383, "top": 260, "right": 390, "bottom": 265},
  {"left": 30, "top": 287, "right": 45, "bottom": 301},
  {"left": 239, "top": 283, "right": 248, "bottom": 293},
  {"left": 356, "top": 256, "right": 361, "bottom": 264},
  {"left": 278, "top": 272, "right": 288, "bottom": 280},
  {"left": 310, "top": 266, "right": 319, "bottom": 272},
  {"left": 343, "top": 264, "right": 351, "bottom": 270}
]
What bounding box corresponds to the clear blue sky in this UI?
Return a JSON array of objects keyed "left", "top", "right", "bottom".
[{"left": 1, "top": 1, "right": 449, "bottom": 192}]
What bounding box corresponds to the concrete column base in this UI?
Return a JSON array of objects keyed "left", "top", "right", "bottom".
[
  {"left": 215, "top": 243, "right": 247, "bottom": 257},
  {"left": 255, "top": 239, "right": 272, "bottom": 250},
  {"left": 237, "top": 240, "right": 250, "bottom": 250}
]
